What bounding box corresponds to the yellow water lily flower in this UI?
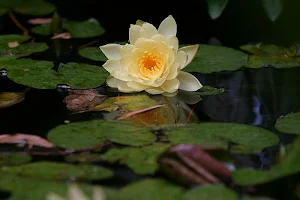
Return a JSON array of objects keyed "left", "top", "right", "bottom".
[{"left": 100, "top": 15, "right": 202, "bottom": 95}]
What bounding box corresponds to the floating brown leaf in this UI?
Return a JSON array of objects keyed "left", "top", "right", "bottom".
[
  {"left": 27, "top": 18, "right": 52, "bottom": 25},
  {"left": 0, "top": 134, "right": 55, "bottom": 148},
  {"left": 158, "top": 144, "right": 232, "bottom": 186},
  {"left": 64, "top": 89, "right": 107, "bottom": 112}
]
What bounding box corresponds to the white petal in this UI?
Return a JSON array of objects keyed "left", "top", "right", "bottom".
[
  {"left": 175, "top": 51, "right": 187, "bottom": 70},
  {"left": 129, "top": 24, "right": 141, "bottom": 45},
  {"left": 45, "top": 192, "right": 65, "bottom": 200},
  {"left": 166, "top": 35, "right": 179, "bottom": 50},
  {"left": 178, "top": 44, "right": 199, "bottom": 68},
  {"left": 127, "top": 81, "right": 148, "bottom": 91},
  {"left": 103, "top": 60, "right": 121, "bottom": 74},
  {"left": 145, "top": 87, "right": 164, "bottom": 95},
  {"left": 158, "top": 15, "right": 177, "bottom": 36},
  {"left": 160, "top": 78, "right": 180, "bottom": 93},
  {"left": 103, "top": 60, "right": 132, "bottom": 81},
  {"left": 106, "top": 76, "right": 120, "bottom": 88},
  {"left": 166, "top": 62, "right": 180, "bottom": 80},
  {"left": 177, "top": 71, "right": 202, "bottom": 91},
  {"left": 92, "top": 187, "right": 105, "bottom": 200},
  {"left": 107, "top": 77, "right": 142, "bottom": 93},
  {"left": 140, "top": 23, "right": 158, "bottom": 38},
  {"left": 99, "top": 43, "right": 122, "bottom": 60},
  {"left": 68, "top": 184, "right": 89, "bottom": 200}
]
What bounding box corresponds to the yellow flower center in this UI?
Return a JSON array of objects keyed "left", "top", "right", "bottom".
[{"left": 138, "top": 50, "right": 164, "bottom": 78}]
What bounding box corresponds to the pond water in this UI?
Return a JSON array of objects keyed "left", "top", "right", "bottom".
[{"left": 1, "top": 1, "right": 300, "bottom": 200}]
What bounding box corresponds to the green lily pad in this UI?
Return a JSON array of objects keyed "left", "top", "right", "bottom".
[
  {"left": 117, "top": 179, "right": 183, "bottom": 200},
  {"left": 232, "top": 137, "right": 300, "bottom": 186},
  {"left": 0, "top": 0, "right": 23, "bottom": 9},
  {"left": 31, "top": 24, "right": 51, "bottom": 36},
  {"left": 0, "top": 154, "right": 31, "bottom": 166},
  {"left": 3, "top": 59, "right": 108, "bottom": 89},
  {"left": 0, "top": 174, "right": 116, "bottom": 200},
  {"left": 1, "top": 161, "right": 113, "bottom": 181},
  {"left": 206, "top": 0, "right": 229, "bottom": 20},
  {"left": 183, "top": 184, "right": 238, "bottom": 200},
  {"left": 65, "top": 153, "right": 102, "bottom": 163},
  {"left": 184, "top": 44, "right": 248, "bottom": 73},
  {"left": 63, "top": 18, "right": 105, "bottom": 38},
  {"left": 275, "top": 112, "right": 300, "bottom": 134},
  {"left": 242, "top": 196, "right": 275, "bottom": 200},
  {"left": 198, "top": 85, "right": 225, "bottom": 96},
  {"left": 47, "top": 120, "right": 157, "bottom": 149},
  {"left": 79, "top": 47, "right": 107, "bottom": 61},
  {"left": 165, "top": 123, "right": 279, "bottom": 154},
  {"left": 0, "top": 92, "right": 25, "bottom": 108},
  {"left": 101, "top": 143, "right": 170, "bottom": 175},
  {"left": 240, "top": 44, "right": 300, "bottom": 68},
  {"left": 0, "top": 8, "right": 7, "bottom": 15},
  {"left": 0, "top": 42, "right": 48, "bottom": 60},
  {"left": 0, "top": 34, "right": 31, "bottom": 44},
  {"left": 13, "top": 0, "right": 56, "bottom": 15}
]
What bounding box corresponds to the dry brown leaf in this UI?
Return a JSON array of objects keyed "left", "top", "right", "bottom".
[
  {"left": 8, "top": 41, "right": 19, "bottom": 48},
  {"left": 51, "top": 32, "right": 72, "bottom": 40},
  {"left": 27, "top": 18, "right": 52, "bottom": 25},
  {"left": 0, "top": 134, "right": 55, "bottom": 148}
]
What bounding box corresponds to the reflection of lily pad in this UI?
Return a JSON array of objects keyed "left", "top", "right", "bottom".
[
  {"left": 0, "top": 34, "right": 31, "bottom": 44},
  {"left": 0, "top": 42, "right": 48, "bottom": 60},
  {"left": 117, "top": 179, "right": 183, "bottom": 200},
  {"left": 79, "top": 47, "right": 107, "bottom": 61},
  {"left": 3, "top": 59, "right": 108, "bottom": 89},
  {"left": 198, "top": 85, "right": 225, "bottom": 96},
  {"left": 0, "top": 154, "right": 31, "bottom": 166},
  {"left": 1, "top": 161, "right": 113, "bottom": 181},
  {"left": 165, "top": 123, "right": 279, "bottom": 154},
  {"left": 31, "top": 24, "right": 51, "bottom": 36},
  {"left": 0, "top": 174, "right": 116, "bottom": 200},
  {"left": 47, "top": 120, "right": 156, "bottom": 149},
  {"left": 63, "top": 18, "right": 105, "bottom": 38},
  {"left": 101, "top": 143, "right": 170, "bottom": 174},
  {"left": 183, "top": 184, "right": 237, "bottom": 200},
  {"left": 184, "top": 44, "right": 248, "bottom": 73},
  {"left": 275, "top": 112, "right": 300, "bottom": 134},
  {"left": 232, "top": 137, "right": 300, "bottom": 185}
]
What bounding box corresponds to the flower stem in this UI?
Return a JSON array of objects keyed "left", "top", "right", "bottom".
[{"left": 8, "top": 11, "right": 29, "bottom": 36}]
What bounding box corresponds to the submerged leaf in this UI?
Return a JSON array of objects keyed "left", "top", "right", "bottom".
[
  {"left": 117, "top": 179, "right": 183, "bottom": 200},
  {"left": 79, "top": 47, "right": 107, "bottom": 61},
  {"left": 0, "top": 92, "right": 25, "bottom": 108},
  {"left": 0, "top": 34, "right": 31, "bottom": 44},
  {"left": 47, "top": 120, "right": 156, "bottom": 149},
  {"left": 1, "top": 161, "right": 113, "bottom": 181},
  {"left": 232, "top": 137, "right": 300, "bottom": 185},
  {"left": 13, "top": 0, "right": 56, "bottom": 15},
  {"left": 165, "top": 123, "right": 279, "bottom": 154},
  {"left": 206, "top": 0, "right": 229, "bottom": 19},
  {"left": 101, "top": 144, "right": 170, "bottom": 174},
  {"left": 261, "top": 0, "right": 283, "bottom": 22},
  {"left": 275, "top": 112, "right": 300, "bottom": 135},
  {"left": 185, "top": 44, "right": 248, "bottom": 73},
  {"left": 31, "top": 23, "right": 51, "bottom": 35},
  {"left": 0, "top": 154, "right": 31, "bottom": 166}
]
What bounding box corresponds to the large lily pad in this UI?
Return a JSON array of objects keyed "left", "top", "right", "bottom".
[
  {"left": 183, "top": 184, "right": 238, "bottom": 200},
  {"left": 0, "top": 42, "right": 48, "bottom": 60},
  {"left": 3, "top": 59, "right": 108, "bottom": 89},
  {"left": 116, "top": 179, "right": 183, "bottom": 200},
  {"left": 0, "top": 34, "right": 31, "bottom": 44},
  {"left": 0, "top": 174, "right": 116, "bottom": 200},
  {"left": 275, "top": 112, "right": 300, "bottom": 135},
  {"left": 232, "top": 137, "right": 300, "bottom": 185},
  {"left": 165, "top": 123, "right": 279, "bottom": 154},
  {"left": 101, "top": 143, "right": 170, "bottom": 174},
  {"left": 0, "top": 154, "right": 31, "bottom": 166},
  {"left": 47, "top": 120, "right": 157, "bottom": 149},
  {"left": 13, "top": 0, "right": 56, "bottom": 15},
  {"left": 79, "top": 47, "right": 107, "bottom": 61},
  {"left": 63, "top": 18, "right": 105, "bottom": 38},
  {"left": 184, "top": 44, "right": 248, "bottom": 73},
  {"left": 1, "top": 161, "right": 113, "bottom": 181}
]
